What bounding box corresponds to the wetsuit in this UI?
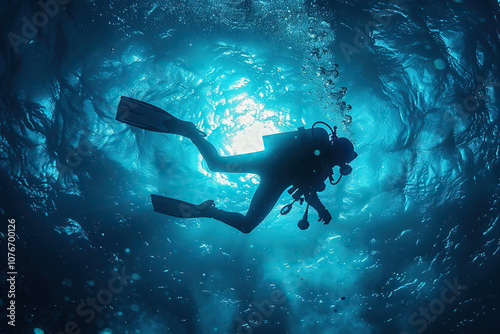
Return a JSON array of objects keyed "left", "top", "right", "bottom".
[{"left": 189, "top": 126, "right": 334, "bottom": 233}]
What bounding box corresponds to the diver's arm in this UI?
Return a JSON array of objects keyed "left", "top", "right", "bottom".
[{"left": 304, "top": 191, "right": 332, "bottom": 224}]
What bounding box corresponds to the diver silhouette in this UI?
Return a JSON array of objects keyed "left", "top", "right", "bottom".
[{"left": 116, "top": 97, "right": 357, "bottom": 233}]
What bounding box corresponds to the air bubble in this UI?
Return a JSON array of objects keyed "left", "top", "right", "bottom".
[
  {"left": 62, "top": 279, "right": 73, "bottom": 287},
  {"left": 434, "top": 58, "right": 446, "bottom": 70}
]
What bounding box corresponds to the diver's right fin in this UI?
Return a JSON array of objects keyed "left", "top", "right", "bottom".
[
  {"left": 116, "top": 96, "right": 206, "bottom": 137},
  {"left": 151, "top": 194, "right": 215, "bottom": 218}
]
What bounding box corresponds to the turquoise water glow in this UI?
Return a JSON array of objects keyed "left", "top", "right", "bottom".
[{"left": 1, "top": 0, "right": 499, "bottom": 333}]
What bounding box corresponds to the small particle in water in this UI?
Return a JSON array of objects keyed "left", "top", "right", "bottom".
[
  {"left": 88, "top": 280, "right": 95, "bottom": 287},
  {"left": 314, "top": 150, "right": 321, "bottom": 156},
  {"left": 340, "top": 296, "right": 346, "bottom": 300},
  {"left": 433, "top": 58, "right": 446, "bottom": 70},
  {"left": 64, "top": 296, "right": 70, "bottom": 302},
  {"left": 131, "top": 304, "right": 140, "bottom": 312},
  {"left": 99, "top": 329, "right": 112, "bottom": 334},
  {"left": 34, "top": 329, "right": 44, "bottom": 334},
  {"left": 110, "top": 47, "right": 114, "bottom": 52},
  {"left": 124, "top": 248, "right": 131, "bottom": 254},
  {"left": 117, "top": 311, "right": 123, "bottom": 316},
  {"left": 62, "top": 279, "right": 73, "bottom": 287},
  {"left": 131, "top": 273, "right": 141, "bottom": 280}
]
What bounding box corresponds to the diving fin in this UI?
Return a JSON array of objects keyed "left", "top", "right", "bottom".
[
  {"left": 116, "top": 96, "right": 206, "bottom": 137},
  {"left": 151, "top": 194, "right": 215, "bottom": 218}
]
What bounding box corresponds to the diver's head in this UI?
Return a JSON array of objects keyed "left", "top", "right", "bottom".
[
  {"left": 312, "top": 121, "right": 357, "bottom": 175},
  {"left": 331, "top": 137, "right": 357, "bottom": 175},
  {"left": 332, "top": 137, "right": 357, "bottom": 164}
]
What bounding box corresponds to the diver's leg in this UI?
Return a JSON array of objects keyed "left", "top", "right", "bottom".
[
  {"left": 189, "top": 135, "right": 266, "bottom": 174},
  {"left": 207, "top": 178, "right": 287, "bottom": 233},
  {"left": 116, "top": 97, "right": 265, "bottom": 173}
]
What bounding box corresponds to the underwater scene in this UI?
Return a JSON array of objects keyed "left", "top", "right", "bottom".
[{"left": 1, "top": 0, "right": 499, "bottom": 333}]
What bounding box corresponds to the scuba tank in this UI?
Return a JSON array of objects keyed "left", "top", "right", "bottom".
[
  {"left": 262, "top": 126, "right": 329, "bottom": 151},
  {"left": 263, "top": 126, "right": 332, "bottom": 183}
]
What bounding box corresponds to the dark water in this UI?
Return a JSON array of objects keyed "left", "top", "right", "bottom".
[{"left": 1, "top": 0, "right": 499, "bottom": 333}]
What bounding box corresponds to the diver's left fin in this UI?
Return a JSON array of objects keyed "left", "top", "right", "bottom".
[
  {"left": 151, "top": 194, "right": 215, "bottom": 218},
  {"left": 116, "top": 96, "right": 206, "bottom": 137},
  {"left": 116, "top": 96, "right": 176, "bottom": 132}
]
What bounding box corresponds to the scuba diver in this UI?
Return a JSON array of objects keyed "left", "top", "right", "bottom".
[{"left": 116, "top": 97, "right": 357, "bottom": 233}]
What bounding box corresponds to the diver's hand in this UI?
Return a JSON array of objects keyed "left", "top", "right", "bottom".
[{"left": 318, "top": 209, "right": 332, "bottom": 225}]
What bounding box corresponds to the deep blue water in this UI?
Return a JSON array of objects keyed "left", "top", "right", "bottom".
[{"left": 1, "top": 0, "right": 499, "bottom": 333}]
